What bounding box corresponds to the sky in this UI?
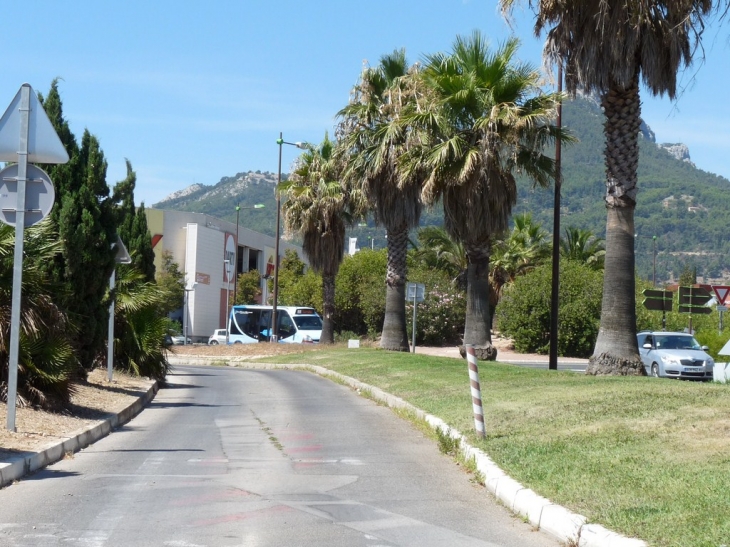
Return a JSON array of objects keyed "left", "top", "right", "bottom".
[{"left": 2, "top": 1, "right": 728, "bottom": 206}]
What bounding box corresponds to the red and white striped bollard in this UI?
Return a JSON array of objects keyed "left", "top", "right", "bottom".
[{"left": 465, "top": 344, "right": 486, "bottom": 438}]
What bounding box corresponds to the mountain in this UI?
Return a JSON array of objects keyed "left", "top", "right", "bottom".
[{"left": 152, "top": 97, "right": 730, "bottom": 285}]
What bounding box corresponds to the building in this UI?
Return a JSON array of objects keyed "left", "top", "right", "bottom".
[{"left": 145, "top": 208, "right": 303, "bottom": 342}]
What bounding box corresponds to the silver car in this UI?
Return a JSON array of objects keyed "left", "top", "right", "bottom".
[
  {"left": 637, "top": 331, "right": 714, "bottom": 381},
  {"left": 208, "top": 329, "right": 228, "bottom": 345}
]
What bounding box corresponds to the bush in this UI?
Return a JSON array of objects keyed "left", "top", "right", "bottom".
[
  {"left": 335, "top": 249, "right": 387, "bottom": 336},
  {"left": 497, "top": 260, "right": 603, "bottom": 357}
]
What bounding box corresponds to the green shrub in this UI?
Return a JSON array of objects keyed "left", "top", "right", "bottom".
[
  {"left": 335, "top": 249, "right": 387, "bottom": 336},
  {"left": 277, "top": 268, "right": 323, "bottom": 311},
  {"left": 496, "top": 260, "right": 603, "bottom": 357}
]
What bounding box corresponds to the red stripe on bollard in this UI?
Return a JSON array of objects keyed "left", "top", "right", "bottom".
[{"left": 465, "top": 344, "right": 486, "bottom": 438}]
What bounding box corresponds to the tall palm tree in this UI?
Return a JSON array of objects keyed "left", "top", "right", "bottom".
[
  {"left": 407, "top": 32, "right": 564, "bottom": 359},
  {"left": 560, "top": 226, "right": 605, "bottom": 270},
  {"left": 337, "top": 50, "right": 424, "bottom": 351},
  {"left": 500, "top": 0, "right": 714, "bottom": 375},
  {"left": 280, "top": 132, "right": 364, "bottom": 344}
]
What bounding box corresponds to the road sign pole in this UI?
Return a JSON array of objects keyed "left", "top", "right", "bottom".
[
  {"left": 411, "top": 291, "right": 417, "bottom": 353},
  {"left": 0, "top": 83, "right": 69, "bottom": 432},
  {"left": 6, "top": 86, "right": 30, "bottom": 432},
  {"left": 720, "top": 310, "right": 724, "bottom": 335}
]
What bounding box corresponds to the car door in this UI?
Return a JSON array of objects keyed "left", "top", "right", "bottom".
[{"left": 637, "top": 334, "right": 653, "bottom": 374}]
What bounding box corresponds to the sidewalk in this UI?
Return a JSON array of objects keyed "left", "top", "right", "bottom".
[
  {"left": 0, "top": 381, "right": 158, "bottom": 489},
  {"left": 413, "top": 344, "right": 590, "bottom": 367}
]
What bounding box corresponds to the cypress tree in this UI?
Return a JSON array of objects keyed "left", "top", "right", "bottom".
[
  {"left": 39, "top": 81, "right": 117, "bottom": 370},
  {"left": 113, "top": 160, "right": 155, "bottom": 281}
]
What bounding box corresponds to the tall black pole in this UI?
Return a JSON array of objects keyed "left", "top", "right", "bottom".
[
  {"left": 234, "top": 204, "right": 240, "bottom": 306},
  {"left": 272, "top": 133, "right": 283, "bottom": 342},
  {"left": 652, "top": 235, "right": 657, "bottom": 287},
  {"left": 549, "top": 63, "right": 563, "bottom": 371}
]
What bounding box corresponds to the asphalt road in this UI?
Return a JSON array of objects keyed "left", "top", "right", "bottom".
[{"left": 0, "top": 365, "right": 558, "bottom": 547}]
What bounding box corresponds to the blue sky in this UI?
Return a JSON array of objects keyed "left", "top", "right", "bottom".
[{"left": 2, "top": 1, "right": 728, "bottom": 206}]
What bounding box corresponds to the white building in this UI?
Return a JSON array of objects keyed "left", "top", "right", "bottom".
[{"left": 145, "top": 208, "right": 303, "bottom": 342}]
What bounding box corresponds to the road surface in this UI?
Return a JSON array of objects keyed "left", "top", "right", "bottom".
[{"left": 0, "top": 365, "right": 558, "bottom": 547}]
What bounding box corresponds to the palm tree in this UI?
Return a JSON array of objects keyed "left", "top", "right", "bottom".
[
  {"left": 110, "top": 264, "right": 171, "bottom": 382},
  {"left": 414, "top": 226, "right": 467, "bottom": 289},
  {"left": 0, "top": 219, "right": 78, "bottom": 408},
  {"left": 280, "top": 132, "right": 364, "bottom": 344},
  {"left": 500, "top": 0, "right": 714, "bottom": 375},
  {"left": 560, "top": 226, "right": 605, "bottom": 270},
  {"left": 407, "top": 32, "right": 564, "bottom": 359},
  {"left": 337, "top": 50, "right": 424, "bottom": 351}
]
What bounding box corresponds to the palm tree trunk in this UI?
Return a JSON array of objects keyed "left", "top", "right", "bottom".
[
  {"left": 380, "top": 225, "right": 409, "bottom": 351},
  {"left": 320, "top": 274, "right": 336, "bottom": 344},
  {"left": 587, "top": 75, "right": 645, "bottom": 376},
  {"left": 463, "top": 243, "right": 497, "bottom": 360}
]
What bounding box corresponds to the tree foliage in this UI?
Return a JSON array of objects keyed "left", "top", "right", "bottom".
[
  {"left": 0, "top": 220, "right": 78, "bottom": 408},
  {"left": 497, "top": 260, "right": 604, "bottom": 357}
]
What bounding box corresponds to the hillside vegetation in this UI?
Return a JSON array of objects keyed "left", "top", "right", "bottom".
[{"left": 152, "top": 97, "right": 730, "bottom": 284}]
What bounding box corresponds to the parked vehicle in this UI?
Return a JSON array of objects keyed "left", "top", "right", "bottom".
[
  {"left": 208, "top": 329, "right": 228, "bottom": 345},
  {"left": 170, "top": 334, "right": 192, "bottom": 345},
  {"left": 637, "top": 331, "right": 714, "bottom": 380},
  {"left": 228, "top": 305, "right": 322, "bottom": 344}
]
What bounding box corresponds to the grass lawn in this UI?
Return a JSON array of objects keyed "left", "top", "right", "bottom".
[{"left": 254, "top": 346, "right": 730, "bottom": 547}]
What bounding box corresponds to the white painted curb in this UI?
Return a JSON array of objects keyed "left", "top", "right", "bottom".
[
  {"left": 168, "top": 355, "right": 648, "bottom": 547},
  {"left": 0, "top": 381, "right": 158, "bottom": 488}
]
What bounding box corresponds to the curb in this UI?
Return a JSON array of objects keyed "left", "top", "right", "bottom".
[
  {"left": 0, "top": 380, "right": 159, "bottom": 489},
  {"left": 168, "top": 355, "right": 646, "bottom": 547}
]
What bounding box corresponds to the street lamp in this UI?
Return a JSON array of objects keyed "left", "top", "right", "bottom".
[
  {"left": 274, "top": 132, "right": 308, "bottom": 342},
  {"left": 234, "top": 202, "right": 265, "bottom": 306},
  {"left": 224, "top": 259, "right": 232, "bottom": 344},
  {"left": 549, "top": 62, "right": 563, "bottom": 372}
]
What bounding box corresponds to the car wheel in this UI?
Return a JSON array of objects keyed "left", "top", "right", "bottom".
[
  {"left": 651, "top": 363, "right": 660, "bottom": 377},
  {"left": 234, "top": 341, "right": 242, "bottom": 345},
  {"left": 209, "top": 340, "right": 218, "bottom": 345}
]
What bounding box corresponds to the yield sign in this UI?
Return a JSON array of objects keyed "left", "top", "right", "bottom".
[
  {"left": 0, "top": 83, "right": 69, "bottom": 164},
  {"left": 713, "top": 285, "right": 730, "bottom": 305}
]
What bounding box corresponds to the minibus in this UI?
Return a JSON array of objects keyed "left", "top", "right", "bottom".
[{"left": 228, "top": 305, "right": 322, "bottom": 343}]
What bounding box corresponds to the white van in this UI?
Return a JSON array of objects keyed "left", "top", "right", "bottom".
[{"left": 228, "top": 305, "right": 322, "bottom": 344}]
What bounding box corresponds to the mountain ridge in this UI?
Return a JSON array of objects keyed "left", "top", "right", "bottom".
[{"left": 151, "top": 96, "right": 730, "bottom": 284}]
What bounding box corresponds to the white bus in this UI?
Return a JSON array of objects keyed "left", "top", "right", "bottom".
[{"left": 228, "top": 305, "right": 323, "bottom": 344}]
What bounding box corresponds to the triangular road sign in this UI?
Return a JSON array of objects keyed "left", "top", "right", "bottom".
[
  {"left": 713, "top": 285, "right": 730, "bottom": 306},
  {"left": 0, "top": 83, "right": 69, "bottom": 164}
]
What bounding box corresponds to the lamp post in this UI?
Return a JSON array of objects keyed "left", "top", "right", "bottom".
[
  {"left": 652, "top": 235, "right": 657, "bottom": 287},
  {"left": 234, "top": 203, "right": 265, "bottom": 307},
  {"left": 224, "top": 259, "right": 232, "bottom": 344},
  {"left": 274, "top": 132, "right": 307, "bottom": 342},
  {"left": 635, "top": 234, "right": 658, "bottom": 286},
  {"left": 549, "top": 62, "right": 563, "bottom": 372}
]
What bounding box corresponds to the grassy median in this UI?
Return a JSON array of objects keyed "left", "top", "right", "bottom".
[{"left": 255, "top": 346, "right": 730, "bottom": 547}]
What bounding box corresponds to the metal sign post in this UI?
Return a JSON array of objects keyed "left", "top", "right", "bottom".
[
  {"left": 678, "top": 286, "right": 712, "bottom": 334},
  {"left": 0, "top": 84, "right": 68, "bottom": 431},
  {"left": 406, "top": 283, "right": 425, "bottom": 353},
  {"left": 712, "top": 285, "right": 730, "bottom": 334},
  {"left": 642, "top": 289, "right": 673, "bottom": 331},
  {"left": 107, "top": 236, "right": 132, "bottom": 382}
]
